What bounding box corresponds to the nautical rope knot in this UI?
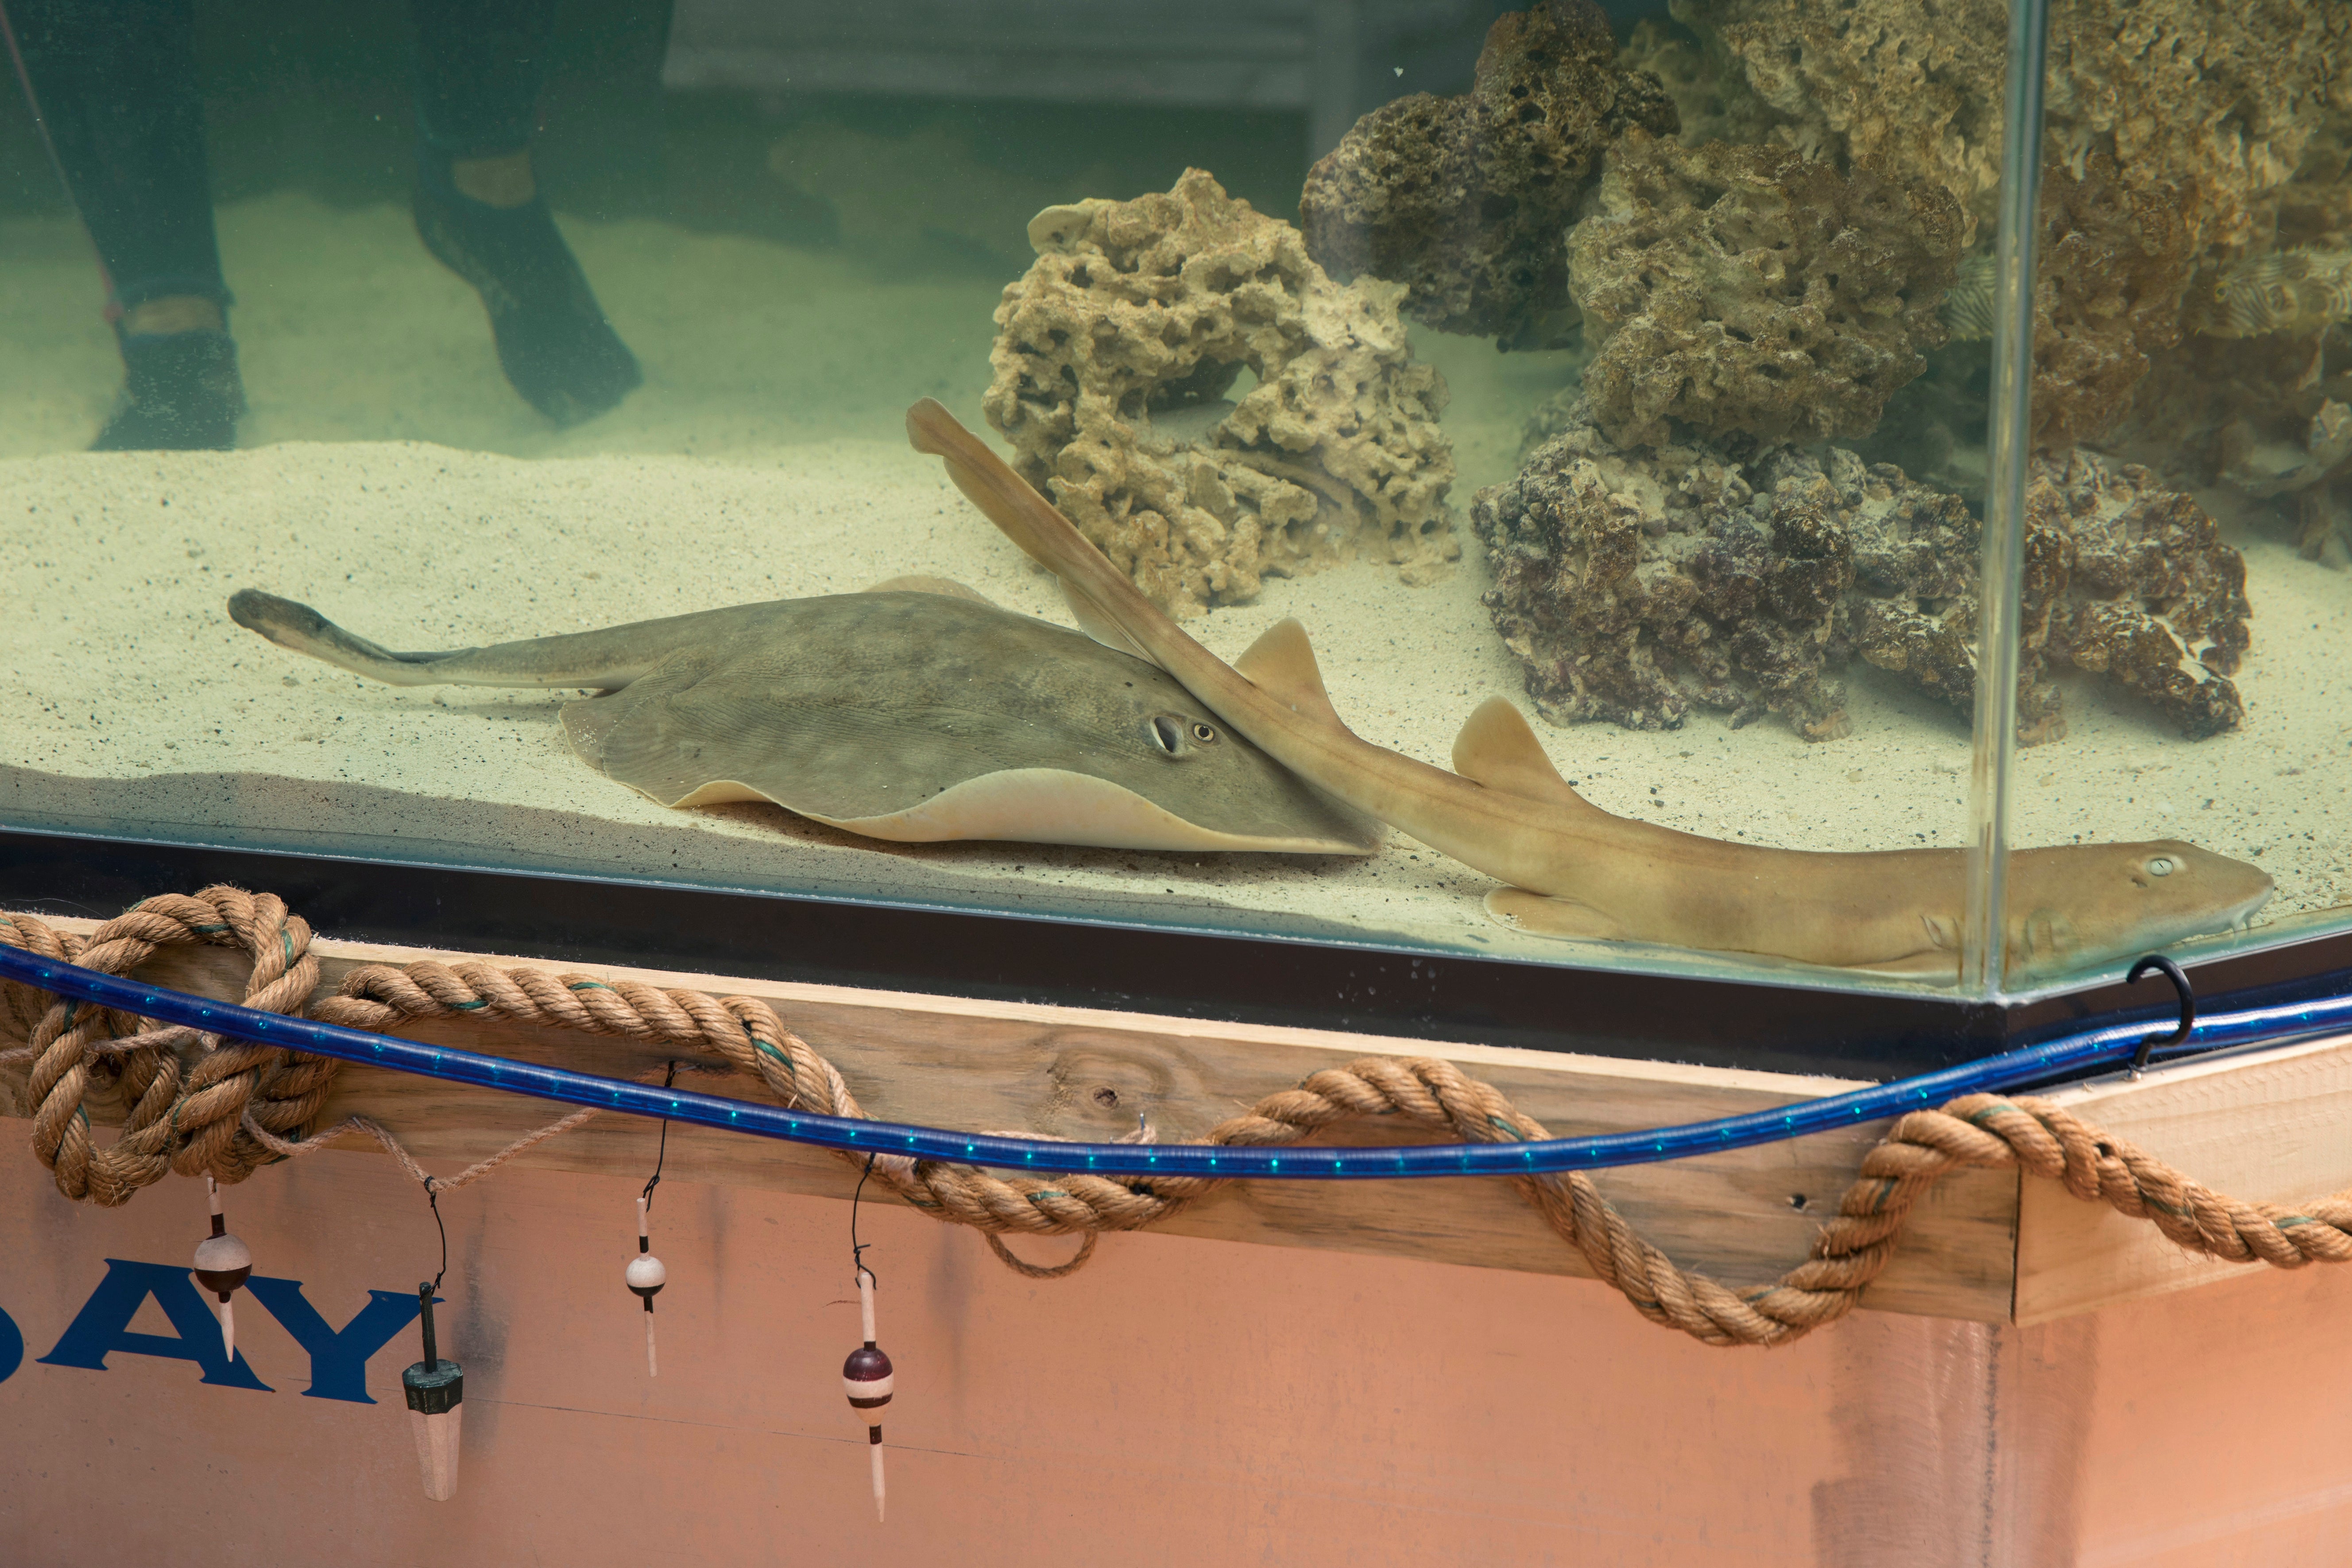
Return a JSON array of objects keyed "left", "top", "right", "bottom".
[
  {"left": 5, "top": 884, "right": 2352, "bottom": 1346},
  {"left": 3, "top": 887, "right": 336, "bottom": 1207}
]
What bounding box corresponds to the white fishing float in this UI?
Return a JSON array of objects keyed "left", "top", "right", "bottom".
[
  {"left": 626, "top": 1192, "right": 667, "bottom": 1376},
  {"left": 841, "top": 1267, "right": 894, "bottom": 1522},
  {"left": 190, "top": 1174, "right": 251, "bottom": 1363}
]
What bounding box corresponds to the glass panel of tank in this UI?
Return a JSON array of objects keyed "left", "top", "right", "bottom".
[
  {"left": 7, "top": 0, "right": 2304, "bottom": 999},
  {"left": 1981, "top": 0, "right": 2346, "bottom": 992}
]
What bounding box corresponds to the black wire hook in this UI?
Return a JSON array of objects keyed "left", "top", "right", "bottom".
[
  {"left": 850, "top": 1152, "right": 878, "bottom": 1289},
  {"left": 641, "top": 1060, "right": 679, "bottom": 1214},
  {"left": 2125, "top": 955, "right": 2194, "bottom": 1076},
  {"left": 423, "top": 1177, "right": 448, "bottom": 1294}
]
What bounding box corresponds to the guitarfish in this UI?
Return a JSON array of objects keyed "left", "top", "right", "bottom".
[{"left": 226, "top": 583, "right": 1380, "bottom": 855}]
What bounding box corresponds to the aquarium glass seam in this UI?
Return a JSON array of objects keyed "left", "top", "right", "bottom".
[{"left": 1962, "top": 0, "right": 2051, "bottom": 998}]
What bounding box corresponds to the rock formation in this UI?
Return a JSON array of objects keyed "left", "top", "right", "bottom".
[
  {"left": 1474, "top": 399, "right": 2249, "bottom": 743},
  {"left": 1564, "top": 131, "right": 1962, "bottom": 447},
  {"left": 985, "top": 170, "right": 1458, "bottom": 616},
  {"left": 1297, "top": 0, "right": 1677, "bottom": 349},
  {"left": 1662, "top": 0, "right": 2352, "bottom": 450}
]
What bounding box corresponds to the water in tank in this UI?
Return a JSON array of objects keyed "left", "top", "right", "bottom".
[{"left": 0, "top": 0, "right": 2332, "bottom": 998}]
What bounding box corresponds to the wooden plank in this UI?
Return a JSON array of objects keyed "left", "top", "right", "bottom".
[
  {"left": 0, "top": 922, "right": 2019, "bottom": 1320},
  {"left": 2014, "top": 1031, "right": 2352, "bottom": 1324}
]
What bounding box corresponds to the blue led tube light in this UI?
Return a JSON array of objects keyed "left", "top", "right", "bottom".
[{"left": 4, "top": 941, "right": 2350, "bottom": 1180}]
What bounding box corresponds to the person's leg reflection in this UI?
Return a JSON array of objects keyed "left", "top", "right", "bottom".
[
  {"left": 410, "top": 0, "right": 642, "bottom": 426},
  {"left": 8, "top": 0, "right": 245, "bottom": 449}
]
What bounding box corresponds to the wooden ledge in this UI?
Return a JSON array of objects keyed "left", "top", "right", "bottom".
[{"left": 7, "top": 918, "right": 2346, "bottom": 1323}]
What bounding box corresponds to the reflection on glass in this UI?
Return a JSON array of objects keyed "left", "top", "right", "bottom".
[
  {"left": 0, "top": 0, "right": 2325, "bottom": 1000},
  {"left": 1994, "top": 0, "right": 2347, "bottom": 991}
]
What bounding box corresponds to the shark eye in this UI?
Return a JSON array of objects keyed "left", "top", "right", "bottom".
[
  {"left": 1190, "top": 721, "right": 1219, "bottom": 744},
  {"left": 2147, "top": 855, "right": 2178, "bottom": 877}
]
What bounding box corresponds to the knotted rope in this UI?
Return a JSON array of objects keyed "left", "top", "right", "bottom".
[
  {"left": 0, "top": 889, "right": 337, "bottom": 1207},
  {"left": 5, "top": 886, "right": 2351, "bottom": 1347}
]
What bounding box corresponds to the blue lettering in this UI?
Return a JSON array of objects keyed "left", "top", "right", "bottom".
[
  {"left": 243, "top": 1279, "right": 425, "bottom": 1404},
  {"left": 39, "top": 1258, "right": 272, "bottom": 1390},
  {"left": 0, "top": 1305, "right": 20, "bottom": 1383}
]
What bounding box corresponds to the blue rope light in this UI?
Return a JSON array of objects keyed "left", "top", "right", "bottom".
[{"left": 4, "top": 941, "right": 2349, "bottom": 1181}]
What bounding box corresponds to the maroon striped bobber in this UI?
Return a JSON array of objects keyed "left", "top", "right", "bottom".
[{"left": 842, "top": 1270, "right": 894, "bottom": 1521}]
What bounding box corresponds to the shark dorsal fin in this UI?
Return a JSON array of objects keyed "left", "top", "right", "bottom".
[
  {"left": 1060, "top": 578, "right": 1156, "bottom": 665},
  {"left": 1451, "top": 698, "right": 1597, "bottom": 811},
  {"left": 1234, "top": 618, "right": 1340, "bottom": 727}
]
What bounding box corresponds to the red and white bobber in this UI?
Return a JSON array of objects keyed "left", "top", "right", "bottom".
[
  {"left": 190, "top": 1175, "right": 252, "bottom": 1362},
  {"left": 841, "top": 1268, "right": 894, "bottom": 1522},
  {"left": 626, "top": 1193, "right": 666, "bottom": 1376}
]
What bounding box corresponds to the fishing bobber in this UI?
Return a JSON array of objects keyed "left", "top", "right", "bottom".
[
  {"left": 402, "top": 1284, "right": 464, "bottom": 1502},
  {"left": 626, "top": 1194, "right": 666, "bottom": 1376},
  {"left": 190, "top": 1175, "right": 252, "bottom": 1363},
  {"left": 841, "top": 1269, "right": 894, "bottom": 1522}
]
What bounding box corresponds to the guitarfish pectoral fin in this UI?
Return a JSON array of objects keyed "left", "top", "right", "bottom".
[
  {"left": 1232, "top": 618, "right": 1342, "bottom": 728},
  {"left": 861, "top": 575, "right": 998, "bottom": 605},
  {"left": 817, "top": 767, "right": 1371, "bottom": 853},
  {"left": 1451, "top": 698, "right": 1601, "bottom": 813},
  {"left": 1483, "top": 887, "right": 1625, "bottom": 941}
]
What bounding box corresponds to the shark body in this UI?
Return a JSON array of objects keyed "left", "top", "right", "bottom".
[{"left": 906, "top": 397, "right": 2274, "bottom": 980}]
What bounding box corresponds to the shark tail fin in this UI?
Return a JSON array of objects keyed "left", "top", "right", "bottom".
[
  {"left": 1451, "top": 697, "right": 1599, "bottom": 812},
  {"left": 1234, "top": 618, "right": 1343, "bottom": 729},
  {"left": 906, "top": 399, "right": 1073, "bottom": 575},
  {"left": 905, "top": 397, "right": 1165, "bottom": 669}
]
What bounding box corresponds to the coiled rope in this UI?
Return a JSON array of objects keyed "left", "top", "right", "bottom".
[{"left": 4, "top": 885, "right": 2350, "bottom": 1346}]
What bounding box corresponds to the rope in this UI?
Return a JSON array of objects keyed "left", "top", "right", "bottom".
[
  {"left": 986, "top": 1231, "right": 1099, "bottom": 1278},
  {"left": 0, "top": 890, "right": 337, "bottom": 1206},
  {"left": 5, "top": 886, "right": 2352, "bottom": 1347}
]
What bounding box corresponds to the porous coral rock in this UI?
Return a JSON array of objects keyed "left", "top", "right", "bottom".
[
  {"left": 1934, "top": 158, "right": 2195, "bottom": 449},
  {"left": 1846, "top": 452, "right": 2251, "bottom": 743},
  {"left": 1674, "top": 0, "right": 2349, "bottom": 257},
  {"left": 1297, "top": 0, "right": 1677, "bottom": 350},
  {"left": 1565, "top": 132, "right": 1962, "bottom": 447},
  {"left": 2026, "top": 160, "right": 2196, "bottom": 449},
  {"left": 1672, "top": 0, "right": 2352, "bottom": 449},
  {"left": 1475, "top": 399, "right": 2249, "bottom": 743},
  {"left": 985, "top": 170, "right": 1458, "bottom": 616},
  {"left": 2110, "top": 328, "right": 2352, "bottom": 496},
  {"left": 2039, "top": 451, "right": 2251, "bottom": 740},
  {"left": 1614, "top": 18, "right": 1775, "bottom": 151},
  {"left": 1471, "top": 398, "right": 1863, "bottom": 739}
]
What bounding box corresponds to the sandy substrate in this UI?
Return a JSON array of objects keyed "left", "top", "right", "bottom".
[{"left": 3, "top": 196, "right": 2348, "bottom": 995}]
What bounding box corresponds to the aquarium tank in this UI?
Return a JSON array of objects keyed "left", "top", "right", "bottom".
[{"left": 0, "top": 0, "right": 2342, "bottom": 1011}]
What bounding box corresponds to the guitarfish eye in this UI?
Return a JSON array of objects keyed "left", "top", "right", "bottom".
[
  {"left": 1191, "top": 722, "right": 1218, "bottom": 744},
  {"left": 2147, "top": 856, "right": 2177, "bottom": 877}
]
